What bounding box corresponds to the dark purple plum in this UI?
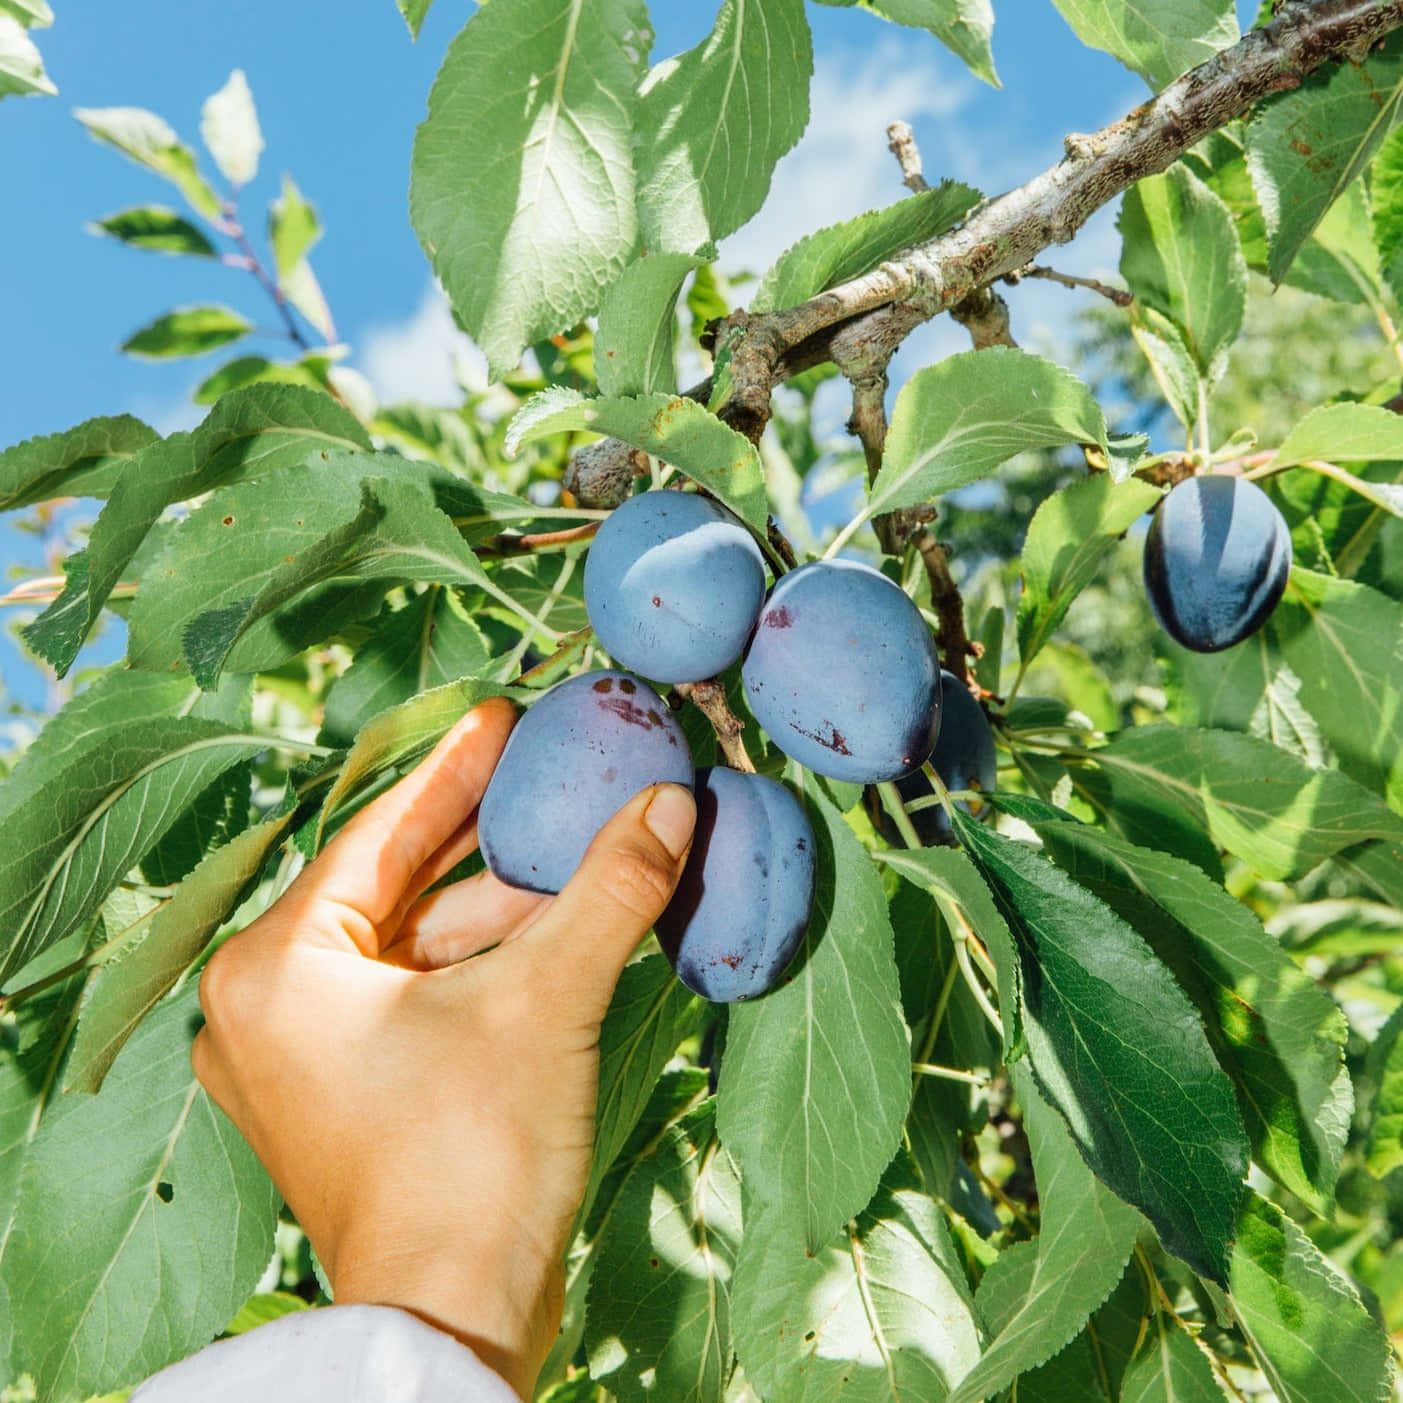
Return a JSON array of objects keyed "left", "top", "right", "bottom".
[
  {"left": 888, "top": 670, "right": 996, "bottom": 844},
  {"left": 584, "top": 490, "right": 767, "bottom": 683},
  {"left": 1143, "top": 475, "right": 1291, "bottom": 653},
  {"left": 656, "top": 768, "right": 815, "bottom": 1002},
  {"left": 741, "top": 559, "right": 941, "bottom": 783},
  {"left": 479, "top": 670, "right": 693, "bottom": 894}
]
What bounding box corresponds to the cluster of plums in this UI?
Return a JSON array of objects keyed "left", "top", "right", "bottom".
[
  {"left": 477, "top": 489, "right": 991, "bottom": 1003},
  {"left": 1142, "top": 474, "right": 1292, "bottom": 653}
]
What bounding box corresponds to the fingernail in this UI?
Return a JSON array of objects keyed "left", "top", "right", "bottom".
[{"left": 645, "top": 784, "right": 696, "bottom": 860}]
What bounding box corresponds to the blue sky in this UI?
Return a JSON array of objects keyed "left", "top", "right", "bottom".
[{"left": 0, "top": 1, "right": 1258, "bottom": 715}]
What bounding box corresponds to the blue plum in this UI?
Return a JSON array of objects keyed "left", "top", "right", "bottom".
[
  {"left": 741, "top": 559, "right": 942, "bottom": 783},
  {"left": 479, "top": 670, "right": 693, "bottom": 894},
  {"left": 889, "top": 670, "right": 996, "bottom": 844},
  {"left": 583, "top": 490, "right": 767, "bottom": 683},
  {"left": 1143, "top": 475, "right": 1291, "bottom": 653},
  {"left": 656, "top": 767, "right": 815, "bottom": 1002}
]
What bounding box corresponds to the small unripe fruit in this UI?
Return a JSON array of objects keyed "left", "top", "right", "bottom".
[
  {"left": 1143, "top": 475, "right": 1291, "bottom": 653},
  {"left": 742, "top": 559, "right": 941, "bottom": 783},
  {"left": 656, "top": 767, "right": 815, "bottom": 1002},
  {"left": 479, "top": 670, "right": 693, "bottom": 894},
  {"left": 583, "top": 490, "right": 767, "bottom": 683}
]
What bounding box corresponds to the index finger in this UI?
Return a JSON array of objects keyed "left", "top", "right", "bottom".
[{"left": 287, "top": 695, "right": 518, "bottom": 949}]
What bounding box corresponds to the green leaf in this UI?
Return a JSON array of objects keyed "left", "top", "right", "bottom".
[
  {"left": 509, "top": 389, "right": 768, "bottom": 530},
  {"left": 585, "top": 1102, "right": 742, "bottom": 1403},
  {"left": 268, "top": 175, "right": 321, "bottom": 280},
  {"left": 810, "top": 0, "right": 995, "bottom": 86},
  {"left": 282, "top": 258, "right": 336, "bottom": 343},
  {"left": 1035, "top": 822, "right": 1350, "bottom": 1214},
  {"left": 869, "top": 348, "right": 1108, "bottom": 519},
  {"left": 1270, "top": 569, "right": 1403, "bottom": 811},
  {"left": 717, "top": 785, "right": 910, "bottom": 1255},
  {"left": 1247, "top": 31, "right": 1403, "bottom": 285},
  {"left": 191, "top": 356, "right": 325, "bottom": 403},
  {"left": 1119, "top": 164, "right": 1246, "bottom": 379},
  {"left": 1048, "top": 0, "right": 1236, "bottom": 90},
  {"left": 224, "top": 1292, "right": 310, "bottom": 1335},
  {"left": 180, "top": 475, "right": 493, "bottom": 689},
  {"left": 954, "top": 816, "right": 1248, "bottom": 1282},
  {"left": 200, "top": 69, "right": 262, "bottom": 188},
  {"left": 74, "top": 106, "right": 222, "bottom": 219},
  {"left": 88, "top": 205, "right": 217, "bottom": 257},
  {"left": 732, "top": 1149, "right": 981, "bottom": 1402},
  {"left": 0, "top": 0, "right": 53, "bottom": 28},
  {"left": 1274, "top": 401, "right": 1403, "bottom": 470},
  {"left": 1372, "top": 124, "right": 1403, "bottom": 303},
  {"left": 947, "top": 1069, "right": 1142, "bottom": 1403},
  {"left": 410, "top": 0, "right": 648, "bottom": 376},
  {"left": 1129, "top": 307, "right": 1201, "bottom": 433},
  {"left": 595, "top": 252, "right": 706, "bottom": 398},
  {"left": 1228, "top": 1190, "right": 1393, "bottom": 1403},
  {"left": 320, "top": 588, "right": 489, "bottom": 747},
  {"left": 1366, "top": 1004, "right": 1403, "bottom": 1177},
  {"left": 3, "top": 982, "right": 280, "bottom": 1401},
  {"left": 1119, "top": 1313, "right": 1229, "bottom": 1403},
  {"left": 751, "top": 183, "right": 980, "bottom": 314},
  {"left": 0, "top": 719, "right": 267, "bottom": 982},
  {"left": 1016, "top": 473, "right": 1160, "bottom": 668},
  {"left": 1285, "top": 176, "right": 1382, "bottom": 305},
  {"left": 583, "top": 955, "right": 703, "bottom": 1226},
  {"left": 0, "top": 13, "right": 53, "bottom": 98},
  {"left": 396, "top": 0, "right": 435, "bottom": 38},
  {"left": 1089, "top": 726, "right": 1403, "bottom": 881},
  {"left": 0, "top": 414, "right": 157, "bottom": 513},
  {"left": 121, "top": 305, "right": 252, "bottom": 359},
  {"left": 636, "top": 0, "right": 812, "bottom": 254},
  {"left": 63, "top": 807, "right": 295, "bottom": 1095}
]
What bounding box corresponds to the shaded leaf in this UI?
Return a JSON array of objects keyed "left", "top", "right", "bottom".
[
  {"left": 1371, "top": 123, "right": 1403, "bottom": 303},
  {"left": 121, "top": 305, "right": 252, "bottom": 359},
  {"left": 0, "top": 414, "right": 157, "bottom": 513},
  {"left": 1365, "top": 1004, "right": 1403, "bottom": 1177},
  {"left": 595, "top": 251, "right": 707, "bottom": 398},
  {"left": 1119, "top": 1313, "right": 1228, "bottom": 1403}
]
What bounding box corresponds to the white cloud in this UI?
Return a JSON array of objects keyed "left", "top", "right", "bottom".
[{"left": 357, "top": 282, "right": 487, "bottom": 407}]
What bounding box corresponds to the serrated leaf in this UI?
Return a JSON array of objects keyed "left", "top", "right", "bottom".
[
  {"left": 595, "top": 251, "right": 705, "bottom": 398},
  {"left": 869, "top": 348, "right": 1108, "bottom": 519},
  {"left": 320, "top": 588, "right": 490, "bottom": 747},
  {"left": 1247, "top": 31, "right": 1403, "bottom": 285},
  {"left": 1274, "top": 401, "right": 1403, "bottom": 471},
  {"left": 1017, "top": 473, "right": 1160, "bottom": 667},
  {"left": 954, "top": 815, "right": 1248, "bottom": 1282},
  {"left": 121, "top": 305, "right": 252, "bottom": 359},
  {"left": 88, "top": 205, "right": 217, "bottom": 257},
  {"left": 1035, "top": 822, "right": 1350, "bottom": 1214},
  {"left": 585, "top": 1103, "right": 742, "bottom": 1403},
  {"left": 1089, "top": 726, "right": 1403, "bottom": 880},
  {"left": 1119, "top": 1313, "right": 1228, "bottom": 1403},
  {"left": 1270, "top": 569, "right": 1403, "bottom": 811},
  {"left": 26, "top": 388, "right": 371, "bottom": 677},
  {"left": 810, "top": 0, "right": 995, "bottom": 86},
  {"left": 3, "top": 981, "right": 279, "bottom": 1401},
  {"left": 0, "top": 414, "right": 157, "bottom": 512},
  {"left": 1129, "top": 306, "right": 1201, "bottom": 433},
  {"left": 410, "top": 0, "right": 648, "bottom": 376},
  {"left": 200, "top": 69, "right": 262, "bottom": 188},
  {"left": 1372, "top": 124, "right": 1403, "bottom": 302},
  {"left": 509, "top": 389, "right": 767, "bottom": 529},
  {"left": 1229, "top": 1190, "right": 1393, "bottom": 1403},
  {"left": 268, "top": 174, "right": 321, "bottom": 279},
  {"left": 1286, "top": 176, "right": 1382, "bottom": 304},
  {"left": 1049, "top": 0, "right": 1236, "bottom": 90},
  {"left": 1365, "top": 1004, "right": 1403, "bottom": 1176},
  {"left": 717, "top": 786, "right": 910, "bottom": 1255},
  {"left": 732, "top": 1150, "right": 981, "bottom": 1403},
  {"left": 74, "top": 106, "right": 222, "bottom": 219},
  {"left": 947, "top": 1069, "right": 1141, "bottom": 1403},
  {"left": 63, "top": 806, "right": 294, "bottom": 1095},
  {"left": 1120, "top": 164, "right": 1246, "bottom": 379},
  {"left": 396, "top": 0, "right": 434, "bottom": 38},
  {"left": 751, "top": 182, "right": 980, "bottom": 313},
  {"left": 0, "top": 719, "right": 267, "bottom": 982},
  {"left": 0, "top": 13, "right": 53, "bottom": 97},
  {"left": 636, "top": 0, "right": 812, "bottom": 255}
]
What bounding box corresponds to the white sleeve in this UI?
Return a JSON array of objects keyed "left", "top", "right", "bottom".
[{"left": 130, "top": 1303, "right": 524, "bottom": 1403}]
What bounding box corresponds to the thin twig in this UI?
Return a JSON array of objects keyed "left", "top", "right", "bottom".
[
  {"left": 674, "top": 678, "right": 756, "bottom": 773},
  {"left": 886, "top": 120, "right": 928, "bottom": 193},
  {"left": 222, "top": 208, "right": 312, "bottom": 352},
  {"left": 916, "top": 532, "right": 979, "bottom": 679},
  {"left": 478, "top": 521, "right": 601, "bottom": 558},
  {"left": 1007, "top": 263, "right": 1133, "bottom": 308}
]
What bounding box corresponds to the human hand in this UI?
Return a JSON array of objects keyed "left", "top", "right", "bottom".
[{"left": 191, "top": 697, "right": 697, "bottom": 1400}]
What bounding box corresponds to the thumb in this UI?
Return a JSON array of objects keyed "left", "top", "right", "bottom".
[{"left": 509, "top": 782, "right": 696, "bottom": 1021}]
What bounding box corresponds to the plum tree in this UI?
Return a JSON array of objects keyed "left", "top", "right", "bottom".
[
  {"left": 583, "top": 490, "right": 767, "bottom": 683},
  {"left": 884, "top": 669, "right": 996, "bottom": 845},
  {"left": 478, "top": 670, "right": 693, "bottom": 893},
  {"left": 742, "top": 559, "right": 941, "bottom": 783},
  {"left": 655, "top": 767, "right": 815, "bottom": 1002},
  {"left": 1142, "top": 474, "right": 1292, "bottom": 653}
]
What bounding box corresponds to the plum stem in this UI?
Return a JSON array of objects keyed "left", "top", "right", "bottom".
[
  {"left": 913, "top": 1062, "right": 989, "bottom": 1086},
  {"left": 675, "top": 678, "right": 756, "bottom": 773}
]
